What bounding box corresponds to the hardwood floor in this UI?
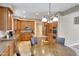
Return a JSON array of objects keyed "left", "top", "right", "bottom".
[
  {"left": 70, "top": 45, "right": 79, "bottom": 56},
  {"left": 17, "top": 41, "right": 77, "bottom": 56},
  {"left": 17, "top": 41, "right": 31, "bottom": 56}
]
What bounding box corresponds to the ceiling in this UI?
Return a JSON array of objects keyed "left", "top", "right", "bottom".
[{"left": 0, "top": 3, "right": 79, "bottom": 19}]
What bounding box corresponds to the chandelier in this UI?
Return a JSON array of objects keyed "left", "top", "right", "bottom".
[{"left": 42, "top": 3, "right": 58, "bottom": 23}]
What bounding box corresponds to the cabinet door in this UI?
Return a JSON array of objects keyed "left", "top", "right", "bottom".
[
  {"left": 25, "top": 34, "right": 31, "bottom": 41},
  {"left": 46, "top": 23, "right": 53, "bottom": 44},
  {"left": 20, "top": 33, "right": 31, "bottom": 41},
  {"left": 21, "top": 21, "right": 35, "bottom": 31},
  {"left": 1, "top": 47, "right": 9, "bottom": 56},
  {"left": 14, "top": 20, "right": 18, "bottom": 30},
  {"left": 9, "top": 41, "right": 14, "bottom": 56},
  {"left": 0, "top": 7, "right": 7, "bottom": 31},
  {"left": 21, "top": 21, "right": 26, "bottom": 30},
  {"left": 14, "top": 20, "right": 21, "bottom": 34},
  {"left": 20, "top": 34, "right": 25, "bottom": 41},
  {"left": 26, "top": 21, "right": 35, "bottom": 30},
  {"left": 17, "top": 20, "right": 21, "bottom": 33},
  {"left": 17, "top": 20, "right": 21, "bottom": 30},
  {"left": 7, "top": 10, "right": 12, "bottom": 30}
]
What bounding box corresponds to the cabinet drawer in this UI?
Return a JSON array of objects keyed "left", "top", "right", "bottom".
[{"left": 20, "top": 34, "right": 31, "bottom": 41}]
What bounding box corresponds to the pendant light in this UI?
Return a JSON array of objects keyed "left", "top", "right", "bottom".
[
  {"left": 42, "top": 3, "right": 58, "bottom": 23},
  {"left": 41, "top": 3, "right": 51, "bottom": 22},
  {"left": 47, "top": 3, "right": 52, "bottom": 23},
  {"left": 53, "top": 16, "right": 58, "bottom": 22},
  {"left": 42, "top": 16, "right": 47, "bottom": 22}
]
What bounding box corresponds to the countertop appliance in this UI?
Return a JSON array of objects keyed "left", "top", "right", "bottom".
[
  {"left": 0, "top": 31, "right": 6, "bottom": 39},
  {"left": 6, "top": 31, "right": 13, "bottom": 39}
]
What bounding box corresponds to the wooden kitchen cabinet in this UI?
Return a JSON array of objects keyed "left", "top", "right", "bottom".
[
  {"left": 17, "top": 20, "right": 21, "bottom": 30},
  {"left": 14, "top": 20, "right": 35, "bottom": 32},
  {"left": 14, "top": 19, "right": 18, "bottom": 30},
  {"left": 14, "top": 19, "right": 21, "bottom": 34},
  {"left": 14, "top": 19, "right": 18, "bottom": 34},
  {"left": 20, "top": 34, "right": 25, "bottom": 41},
  {"left": 1, "top": 46, "right": 9, "bottom": 56},
  {"left": 9, "top": 41, "right": 15, "bottom": 56},
  {"left": 7, "top": 10, "right": 13, "bottom": 30},
  {"left": 43, "top": 22, "right": 58, "bottom": 44},
  {"left": 0, "top": 6, "right": 13, "bottom": 31},
  {"left": 1, "top": 41, "right": 15, "bottom": 56},
  {"left": 20, "top": 21, "right": 35, "bottom": 41},
  {"left": 21, "top": 21, "right": 35, "bottom": 31},
  {"left": 21, "top": 21, "right": 26, "bottom": 30},
  {"left": 24, "top": 33, "right": 31, "bottom": 41},
  {"left": 0, "top": 7, "right": 7, "bottom": 31},
  {"left": 19, "top": 33, "right": 31, "bottom": 41},
  {"left": 14, "top": 20, "right": 35, "bottom": 41}
]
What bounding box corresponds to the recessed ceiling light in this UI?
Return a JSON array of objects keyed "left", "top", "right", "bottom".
[
  {"left": 23, "top": 16, "right": 26, "bottom": 18},
  {"left": 35, "top": 13, "right": 39, "bottom": 16},
  {"left": 48, "top": 12, "right": 49, "bottom": 15},
  {"left": 23, "top": 10, "right": 26, "bottom": 14}
]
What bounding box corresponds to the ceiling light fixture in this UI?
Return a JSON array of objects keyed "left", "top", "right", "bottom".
[
  {"left": 53, "top": 16, "right": 58, "bottom": 22},
  {"left": 35, "top": 12, "right": 39, "bottom": 16},
  {"left": 23, "top": 16, "right": 26, "bottom": 18},
  {"left": 42, "top": 3, "right": 52, "bottom": 23},
  {"left": 42, "top": 3, "right": 58, "bottom": 23},
  {"left": 47, "top": 3, "right": 52, "bottom": 23},
  {"left": 42, "top": 16, "right": 47, "bottom": 22},
  {"left": 23, "top": 10, "right": 26, "bottom": 14}
]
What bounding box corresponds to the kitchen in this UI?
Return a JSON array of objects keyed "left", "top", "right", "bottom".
[{"left": 0, "top": 3, "right": 78, "bottom": 56}]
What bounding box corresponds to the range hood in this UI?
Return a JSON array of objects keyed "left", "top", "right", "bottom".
[{"left": 21, "top": 27, "right": 33, "bottom": 33}]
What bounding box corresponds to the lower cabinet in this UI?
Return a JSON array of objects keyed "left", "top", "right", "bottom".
[
  {"left": 20, "top": 33, "right": 31, "bottom": 41},
  {"left": 9, "top": 41, "right": 15, "bottom": 56},
  {"left": 1, "top": 47, "right": 9, "bottom": 56},
  {"left": 1, "top": 41, "right": 15, "bottom": 56}
]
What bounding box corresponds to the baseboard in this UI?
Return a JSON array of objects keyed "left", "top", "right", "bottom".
[{"left": 65, "top": 43, "right": 79, "bottom": 47}]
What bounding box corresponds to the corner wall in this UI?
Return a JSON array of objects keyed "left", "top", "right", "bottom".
[{"left": 58, "top": 11, "right": 79, "bottom": 46}]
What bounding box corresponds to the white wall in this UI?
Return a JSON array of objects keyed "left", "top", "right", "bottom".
[
  {"left": 36, "top": 21, "right": 43, "bottom": 37},
  {"left": 58, "top": 15, "right": 65, "bottom": 37},
  {"left": 59, "top": 11, "right": 79, "bottom": 46}
]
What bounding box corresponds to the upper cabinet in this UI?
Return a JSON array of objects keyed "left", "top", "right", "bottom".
[
  {"left": 0, "top": 7, "right": 7, "bottom": 31},
  {"left": 43, "top": 22, "right": 58, "bottom": 44},
  {"left": 0, "top": 6, "right": 13, "bottom": 31},
  {"left": 14, "top": 19, "right": 21, "bottom": 30},
  {"left": 14, "top": 19, "right": 35, "bottom": 41},
  {"left": 21, "top": 21, "right": 35, "bottom": 31},
  {"left": 14, "top": 19, "right": 18, "bottom": 31},
  {"left": 7, "top": 10, "right": 13, "bottom": 30},
  {"left": 14, "top": 19, "right": 35, "bottom": 32}
]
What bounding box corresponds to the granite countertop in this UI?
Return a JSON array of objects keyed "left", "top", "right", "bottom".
[{"left": 0, "top": 34, "right": 20, "bottom": 55}]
